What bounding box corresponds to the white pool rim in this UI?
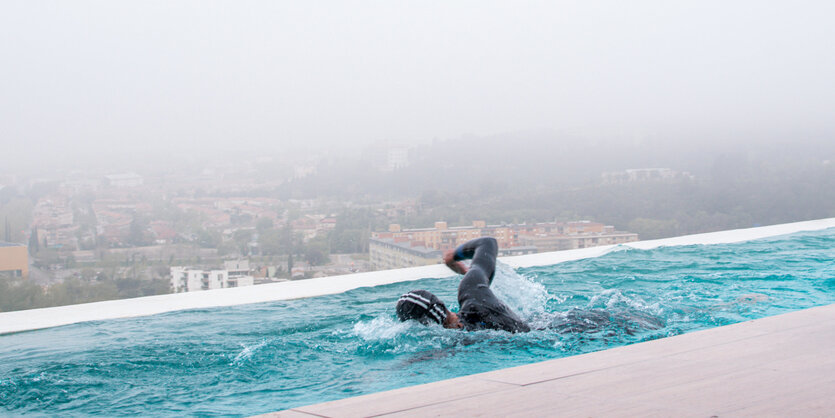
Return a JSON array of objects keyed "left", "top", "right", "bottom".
[{"left": 2, "top": 217, "right": 834, "bottom": 335}]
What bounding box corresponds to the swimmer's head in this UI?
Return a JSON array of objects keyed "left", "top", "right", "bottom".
[{"left": 396, "top": 290, "right": 448, "bottom": 325}]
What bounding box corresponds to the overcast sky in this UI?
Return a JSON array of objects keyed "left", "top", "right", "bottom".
[{"left": 2, "top": 1, "right": 834, "bottom": 171}]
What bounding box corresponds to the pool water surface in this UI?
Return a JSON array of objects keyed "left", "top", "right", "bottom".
[{"left": 1, "top": 228, "right": 833, "bottom": 416}]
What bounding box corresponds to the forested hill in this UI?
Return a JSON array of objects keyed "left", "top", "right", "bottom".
[{"left": 276, "top": 132, "right": 835, "bottom": 239}]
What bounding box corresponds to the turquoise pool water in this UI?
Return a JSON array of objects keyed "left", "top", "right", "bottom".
[{"left": 1, "top": 229, "right": 833, "bottom": 416}]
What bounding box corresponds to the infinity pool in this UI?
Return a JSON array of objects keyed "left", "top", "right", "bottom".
[{"left": 1, "top": 228, "right": 833, "bottom": 416}]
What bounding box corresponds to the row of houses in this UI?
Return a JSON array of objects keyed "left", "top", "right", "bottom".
[{"left": 369, "top": 220, "right": 638, "bottom": 270}]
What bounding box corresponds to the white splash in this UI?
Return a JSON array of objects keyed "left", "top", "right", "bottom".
[
  {"left": 352, "top": 316, "right": 411, "bottom": 341},
  {"left": 231, "top": 339, "right": 269, "bottom": 364},
  {"left": 588, "top": 288, "right": 660, "bottom": 315},
  {"left": 490, "top": 261, "right": 552, "bottom": 319}
]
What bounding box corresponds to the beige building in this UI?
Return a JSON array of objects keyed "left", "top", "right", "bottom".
[
  {"left": 373, "top": 220, "right": 637, "bottom": 251},
  {"left": 0, "top": 242, "right": 28, "bottom": 278},
  {"left": 518, "top": 231, "right": 638, "bottom": 251},
  {"left": 369, "top": 220, "right": 638, "bottom": 269},
  {"left": 369, "top": 238, "right": 443, "bottom": 270},
  {"left": 369, "top": 237, "right": 539, "bottom": 270}
]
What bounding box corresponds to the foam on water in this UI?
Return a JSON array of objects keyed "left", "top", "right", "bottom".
[
  {"left": 491, "top": 261, "right": 553, "bottom": 318},
  {"left": 352, "top": 316, "right": 410, "bottom": 341},
  {"left": 230, "top": 339, "right": 271, "bottom": 365},
  {"left": 1, "top": 228, "right": 833, "bottom": 417}
]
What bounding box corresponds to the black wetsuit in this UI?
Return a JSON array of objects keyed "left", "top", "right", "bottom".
[
  {"left": 546, "top": 308, "right": 665, "bottom": 335},
  {"left": 453, "top": 238, "right": 530, "bottom": 333}
]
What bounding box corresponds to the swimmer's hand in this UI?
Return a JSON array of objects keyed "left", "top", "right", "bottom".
[{"left": 443, "top": 249, "right": 468, "bottom": 275}]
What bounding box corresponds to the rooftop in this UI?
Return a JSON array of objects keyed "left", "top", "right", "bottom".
[{"left": 369, "top": 237, "right": 443, "bottom": 256}]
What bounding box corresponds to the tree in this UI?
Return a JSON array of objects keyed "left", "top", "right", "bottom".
[
  {"left": 28, "top": 228, "right": 39, "bottom": 255},
  {"left": 0, "top": 197, "right": 34, "bottom": 243},
  {"left": 233, "top": 229, "right": 254, "bottom": 255},
  {"left": 194, "top": 228, "right": 221, "bottom": 248},
  {"left": 303, "top": 235, "right": 330, "bottom": 266},
  {"left": 256, "top": 217, "right": 274, "bottom": 233},
  {"left": 259, "top": 228, "right": 286, "bottom": 255},
  {"left": 627, "top": 218, "right": 680, "bottom": 240},
  {"left": 304, "top": 246, "right": 328, "bottom": 266},
  {"left": 217, "top": 241, "right": 239, "bottom": 256},
  {"left": 128, "top": 214, "right": 151, "bottom": 246},
  {"left": 233, "top": 229, "right": 254, "bottom": 245},
  {"left": 329, "top": 229, "right": 367, "bottom": 253}
]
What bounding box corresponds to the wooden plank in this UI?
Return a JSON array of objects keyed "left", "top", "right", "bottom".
[{"left": 293, "top": 376, "right": 517, "bottom": 418}]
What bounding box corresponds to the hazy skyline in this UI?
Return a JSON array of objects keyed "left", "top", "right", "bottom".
[{"left": 2, "top": 1, "right": 834, "bottom": 171}]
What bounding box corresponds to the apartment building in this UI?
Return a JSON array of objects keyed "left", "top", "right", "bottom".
[
  {"left": 369, "top": 220, "right": 638, "bottom": 269},
  {"left": 0, "top": 242, "right": 28, "bottom": 278},
  {"left": 170, "top": 262, "right": 255, "bottom": 293}
]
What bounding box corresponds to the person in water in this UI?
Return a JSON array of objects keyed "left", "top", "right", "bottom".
[
  {"left": 396, "top": 237, "right": 531, "bottom": 333},
  {"left": 395, "top": 236, "right": 667, "bottom": 334}
]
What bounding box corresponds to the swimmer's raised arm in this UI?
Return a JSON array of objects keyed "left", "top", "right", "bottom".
[
  {"left": 443, "top": 237, "right": 498, "bottom": 280},
  {"left": 443, "top": 248, "right": 468, "bottom": 275}
]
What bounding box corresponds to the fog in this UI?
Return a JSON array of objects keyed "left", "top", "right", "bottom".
[
  {"left": 2, "top": 0, "right": 834, "bottom": 172},
  {"left": 2, "top": 1, "right": 835, "bottom": 325}
]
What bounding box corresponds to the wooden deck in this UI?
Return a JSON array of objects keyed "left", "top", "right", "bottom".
[{"left": 261, "top": 303, "right": 835, "bottom": 417}]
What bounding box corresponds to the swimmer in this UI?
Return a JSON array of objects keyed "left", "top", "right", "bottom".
[{"left": 396, "top": 237, "right": 530, "bottom": 333}]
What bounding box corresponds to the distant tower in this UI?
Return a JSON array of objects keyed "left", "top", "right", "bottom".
[{"left": 383, "top": 147, "right": 409, "bottom": 171}]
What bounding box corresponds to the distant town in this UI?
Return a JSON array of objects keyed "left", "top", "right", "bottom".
[
  {"left": 3, "top": 133, "right": 832, "bottom": 311},
  {"left": 0, "top": 152, "right": 639, "bottom": 301},
  {"left": 1, "top": 168, "right": 636, "bottom": 288}
]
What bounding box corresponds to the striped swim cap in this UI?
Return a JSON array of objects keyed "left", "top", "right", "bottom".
[{"left": 396, "top": 290, "right": 448, "bottom": 325}]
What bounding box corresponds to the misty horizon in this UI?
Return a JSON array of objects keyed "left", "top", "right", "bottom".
[{"left": 3, "top": 1, "right": 834, "bottom": 173}]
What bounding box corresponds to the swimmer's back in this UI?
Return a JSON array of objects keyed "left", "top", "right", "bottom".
[{"left": 455, "top": 238, "right": 530, "bottom": 333}]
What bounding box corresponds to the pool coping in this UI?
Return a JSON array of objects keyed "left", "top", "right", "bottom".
[
  {"left": 1, "top": 217, "right": 834, "bottom": 335},
  {"left": 260, "top": 303, "right": 835, "bottom": 417}
]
